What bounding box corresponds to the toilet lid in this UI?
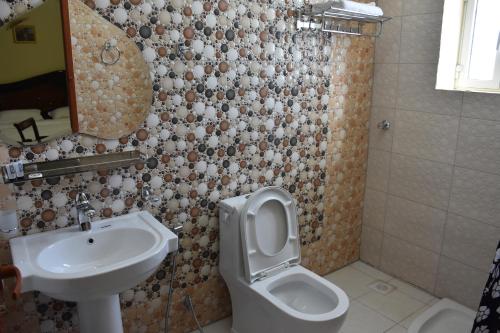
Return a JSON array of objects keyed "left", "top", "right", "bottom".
[{"left": 240, "top": 187, "right": 300, "bottom": 283}]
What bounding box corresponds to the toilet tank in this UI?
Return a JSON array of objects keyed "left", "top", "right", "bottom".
[{"left": 219, "top": 195, "right": 248, "bottom": 281}]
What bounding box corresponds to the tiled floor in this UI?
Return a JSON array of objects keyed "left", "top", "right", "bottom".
[{"left": 192, "top": 261, "right": 441, "bottom": 333}]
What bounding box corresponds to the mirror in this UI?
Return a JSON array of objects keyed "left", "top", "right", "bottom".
[
  {"left": 0, "top": 0, "right": 77, "bottom": 146},
  {"left": 68, "top": 0, "right": 152, "bottom": 140}
]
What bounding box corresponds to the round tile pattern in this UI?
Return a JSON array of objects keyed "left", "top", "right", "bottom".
[{"left": 0, "top": 0, "right": 374, "bottom": 331}]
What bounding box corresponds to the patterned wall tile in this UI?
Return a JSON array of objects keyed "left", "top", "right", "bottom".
[{"left": 0, "top": 0, "right": 375, "bottom": 331}]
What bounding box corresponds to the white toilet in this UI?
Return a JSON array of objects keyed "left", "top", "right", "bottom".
[
  {"left": 408, "top": 298, "right": 476, "bottom": 333},
  {"left": 219, "top": 187, "right": 349, "bottom": 333}
]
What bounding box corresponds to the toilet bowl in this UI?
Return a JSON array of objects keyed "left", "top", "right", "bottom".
[
  {"left": 219, "top": 187, "right": 349, "bottom": 333},
  {"left": 408, "top": 298, "right": 475, "bottom": 333}
]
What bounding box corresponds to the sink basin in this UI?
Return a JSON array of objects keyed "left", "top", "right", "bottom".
[
  {"left": 10, "top": 211, "right": 178, "bottom": 333},
  {"left": 38, "top": 227, "right": 156, "bottom": 274}
]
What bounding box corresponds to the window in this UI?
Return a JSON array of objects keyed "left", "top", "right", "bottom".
[{"left": 436, "top": 0, "right": 500, "bottom": 93}]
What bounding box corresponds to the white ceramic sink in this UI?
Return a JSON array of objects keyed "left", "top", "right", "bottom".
[{"left": 10, "top": 211, "right": 178, "bottom": 333}]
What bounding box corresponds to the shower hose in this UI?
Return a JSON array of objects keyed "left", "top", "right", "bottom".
[{"left": 164, "top": 249, "right": 205, "bottom": 333}]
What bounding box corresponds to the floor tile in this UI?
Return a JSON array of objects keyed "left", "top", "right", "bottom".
[
  {"left": 325, "top": 266, "right": 377, "bottom": 299},
  {"left": 388, "top": 278, "right": 437, "bottom": 304},
  {"left": 192, "top": 317, "right": 231, "bottom": 333},
  {"left": 359, "top": 290, "right": 426, "bottom": 322},
  {"left": 398, "top": 300, "right": 438, "bottom": 328},
  {"left": 197, "top": 262, "right": 444, "bottom": 333},
  {"left": 340, "top": 301, "right": 396, "bottom": 333},
  {"left": 385, "top": 324, "right": 407, "bottom": 333},
  {"left": 352, "top": 261, "right": 393, "bottom": 282}
]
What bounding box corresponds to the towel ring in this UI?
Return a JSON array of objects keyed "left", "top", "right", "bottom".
[{"left": 101, "top": 40, "right": 121, "bottom": 65}]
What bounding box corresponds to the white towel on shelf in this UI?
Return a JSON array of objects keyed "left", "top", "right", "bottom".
[
  {"left": 332, "top": 0, "right": 384, "bottom": 16},
  {"left": 309, "top": 0, "right": 341, "bottom": 15}
]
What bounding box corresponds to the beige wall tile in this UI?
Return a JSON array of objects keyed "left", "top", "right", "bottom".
[
  {"left": 369, "top": 107, "right": 395, "bottom": 151},
  {"left": 375, "top": 17, "right": 401, "bottom": 64},
  {"left": 435, "top": 256, "right": 487, "bottom": 309},
  {"left": 402, "top": 0, "right": 444, "bottom": 15},
  {"left": 388, "top": 154, "right": 453, "bottom": 209},
  {"left": 463, "top": 92, "right": 500, "bottom": 121},
  {"left": 455, "top": 118, "right": 500, "bottom": 175},
  {"left": 372, "top": 64, "right": 399, "bottom": 108},
  {"left": 363, "top": 0, "right": 497, "bottom": 311},
  {"left": 360, "top": 226, "right": 384, "bottom": 267},
  {"left": 363, "top": 188, "right": 387, "bottom": 231},
  {"left": 442, "top": 213, "right": 500, "bottom": 272},
  {"left": 449, "top": 167, "right": 500, "bottom": 227},
  {"left": 392, "top": 110, "right": 459, "bottom": 164},
  {"left": 398, "top": 64, "right": 462, "bottom": 116},
  {"left": 367, "top": 149, "right": 392, "bottom": 191},
  {"left": 377, "top": 0, "right": 403, "bottom": 17},
  {"left": 380, "top": 235, "right": 439, "bottom": 292},
  {"left": 400, "top": 14, "right": 442, "bottom": 64},
  {"left": 385, "top": 195, "right": 446, "bottom": 252},
  {"left": 388, "top": 279, "right": 437, "bottom": 304}
]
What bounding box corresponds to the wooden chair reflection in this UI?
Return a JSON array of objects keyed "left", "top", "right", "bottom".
[{"left": 13, "top": 118, "right": 47, "bottom": 145}]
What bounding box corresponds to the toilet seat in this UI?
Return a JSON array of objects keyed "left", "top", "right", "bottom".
[
  {"left": 250, "top": 265, "right": 349, "bottom": 321},
  {"left": 240, "top": 187, "right": 300, "bottom": 283}
]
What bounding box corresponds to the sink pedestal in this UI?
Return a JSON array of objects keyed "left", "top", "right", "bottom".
[
  {"left": 78, "top": 295, "right": 123, "bottom": 333},
  {"left": 9, "top": 211, "right": 178, "bottom": 333}
]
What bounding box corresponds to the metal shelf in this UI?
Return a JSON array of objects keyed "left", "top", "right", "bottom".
[
  {"left": 1, "top": 150, "right": 143, "bottom": 184},
  {"left": 298, "top": 5, "right": 391, "bottom": 37}
]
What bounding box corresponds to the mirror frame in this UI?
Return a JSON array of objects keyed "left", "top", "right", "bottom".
[{"left": 60, "top": 0, "right": 78, "bottom": 133}]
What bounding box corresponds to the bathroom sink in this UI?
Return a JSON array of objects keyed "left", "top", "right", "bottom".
[{"left": 10, "top": 211, "right": 178, "bottom": 333}]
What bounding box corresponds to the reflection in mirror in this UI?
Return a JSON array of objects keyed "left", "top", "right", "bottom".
[{"left": 0, "top": 0, "right": 77, "bottom": 146}]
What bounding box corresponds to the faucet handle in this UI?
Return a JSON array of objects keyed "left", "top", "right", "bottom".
[
  {"left": 141, "top": 185, "right": 160, "bottom": 203},
  {"left": 76, "top": 192, "right": 90, "bottom": 204},
  {"left": 86, "top": 207, "right": 96, "bottom": 218}
]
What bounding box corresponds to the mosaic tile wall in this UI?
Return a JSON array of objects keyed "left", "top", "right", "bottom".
[{"left": 0, "top": 0, "right": 374, "bottom": 331}]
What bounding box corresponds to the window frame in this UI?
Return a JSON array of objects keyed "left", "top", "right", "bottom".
[
  {"left": 455, "top": 0, "right": 500, "bottom": 91},
  {"left": 436, "top": 0, "right": 500, "bottom": 93}
]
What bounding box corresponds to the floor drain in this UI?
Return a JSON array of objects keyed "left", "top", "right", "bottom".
[{"left": 368, "top": 281, "right": 395, "bottom": 295}]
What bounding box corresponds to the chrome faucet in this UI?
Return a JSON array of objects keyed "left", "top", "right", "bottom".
[
  {"left": 140, "top": 185, "right": 160, "bottom": 204},
  {"left": 75, "top": 192, "right": 96, "bottom": 231}
]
